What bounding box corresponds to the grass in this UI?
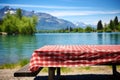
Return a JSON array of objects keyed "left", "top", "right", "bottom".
[
  {"left": 41, "top": 66, "right": 120, "bottom": 73},
  {"left": 41, "top": 67, "right": 72, "bottom": 73},
  {"left": 41, "top": 67, "right": 91, "bottom": 73},
  {"left": 41, "top": 67, "right": 73, "bottom": 73},
  {"left": 118, "top": 65, "right": 120, "bottom": 68},
  {"left": 41, "top": 67, "right": 48, "bottom": 72},
  {"left": 41, "top": 67, "right": 71, "bottom": 73},
  {"left": 78, "top": 66, "right": 91, "bottom": 70},
  {"left": 0, "top": 59, "right": 29, "bottom": 69},
  {"left": 61, "top": 67, "right": 72, "bottom": 73}
]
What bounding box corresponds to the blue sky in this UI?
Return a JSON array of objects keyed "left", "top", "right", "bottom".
[{"left": 0, "top": 0, "right": 120, "bottom": 25}]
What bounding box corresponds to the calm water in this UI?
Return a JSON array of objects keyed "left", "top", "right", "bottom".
[{"left": 0, "top": 32, "right": 120, "bottom": 64}]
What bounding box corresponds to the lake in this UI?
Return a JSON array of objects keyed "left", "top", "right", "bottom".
[{"left": 0, "top": 32, "right": 120, "bottom": 64}]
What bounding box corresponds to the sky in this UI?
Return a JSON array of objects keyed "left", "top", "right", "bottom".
[{"left": 0, "top": 0, "right": 120, "bottom": 25}]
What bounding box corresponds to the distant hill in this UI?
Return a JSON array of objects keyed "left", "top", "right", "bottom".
[{"left": 0, "top": 6, "right": 76, "bottom": 30}]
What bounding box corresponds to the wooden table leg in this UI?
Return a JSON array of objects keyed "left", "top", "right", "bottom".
[
  {"left": 48, "top": 67, "right": 56, "bottom": 80},
  {"left": 112, "top": 64, "right": 117, "bottom": 76},
  {"left": 57, "top": 67, "right": 61, "bottom": 76},
  {"left": 56, "top": 67, "right": 61, "bottom": 79},
  {"left": 112, "top": 64, "right": 120, "bottom": 79}
]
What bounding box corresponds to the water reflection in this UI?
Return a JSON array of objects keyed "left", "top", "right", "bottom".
[
  {"left": 0, "top": 35, "right": 37, "bottom": 64},
  {"left": 97, "top": 32, "right": 120, "bottom": 44},
  {"left": 97, "top": 33, "right": 104, "bottom": 44},
  {"left": 109, "top": 33, "right": 120, "bottom": 44}
]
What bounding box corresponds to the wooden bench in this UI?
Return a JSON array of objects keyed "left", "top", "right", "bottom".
[
  {"left": 14, "top": 64, "right": 43, "bottom": 77},
  {"left": 14, "top": 64, "right": 119, "bottom": 80}
]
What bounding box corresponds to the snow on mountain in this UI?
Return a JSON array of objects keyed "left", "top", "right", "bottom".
[{"left": 75, "top": 22, "right": 96, "bottom": 28}]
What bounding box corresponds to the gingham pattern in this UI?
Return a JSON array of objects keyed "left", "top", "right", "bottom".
[{"left": 30, "top": 45, "right": 120, "bottom": 72}]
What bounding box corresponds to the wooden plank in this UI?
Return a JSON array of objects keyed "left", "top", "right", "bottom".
[{"left": 14, "top": 64, "right": 43, "bottom": 77}]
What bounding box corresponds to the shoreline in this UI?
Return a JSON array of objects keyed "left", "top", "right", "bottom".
[{"left": 0, "top": 59, "right": 29, "bottom": 69}]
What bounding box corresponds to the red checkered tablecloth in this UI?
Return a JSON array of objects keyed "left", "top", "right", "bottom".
[{"left": 30, "top": 45, "right": 120, "bottom": 72}]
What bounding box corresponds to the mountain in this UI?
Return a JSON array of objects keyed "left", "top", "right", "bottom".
[
  {"left": 35, "top": 12, "right": 76, "bottom": 30},
  {"left": 0, "top": 6, "right": 16, "bottom": 19},
  {"left": 75, "top": 22, "right": 87, "bottom": 28},
  {"left": 0, "top": 6, "right": 76, "bottom": 30},
  {"left": 75, "top": 22, "right": 96, "bottom": 28},
  {"left": 87, "top": 24, "right": 97, "bottom": 29}
]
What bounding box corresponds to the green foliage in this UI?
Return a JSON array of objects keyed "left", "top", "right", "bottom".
[
  {"left": 85, "top": 26, "right": 93, "bottom": 32},
  {"left": 38, "top": 26, "right": 93, "bottom": 33},
  {"left": 0, "top": 9, "right": 38, "bottom": 35},
  {"left": 72, "top": 27, "right": 84, "bottom": 32},
  {"left": 103, "top": 26, "right": 111, "bottom": 32},
  {"left": 109, "top": 20, "right": 114, "bottom": 31},
  {"left": 117, "top": 23, "right": 120, "bottom": 31},
  {"left": 104, "top": 16, "right": 120, "bottom": 32},
  {"left": 0, "top": 64, "right": 17, "bottom": 69},
  {"left": 0, "top": 59, "right": 29, "bottom": 69},
  {"left": 16, "top": 8, "right": 22, "bottom": 19},
  {"left": 19, "top": 59, "right": 29, "bottom": 67},
  {"left": 114, "top": 16, "right": 119, "bottom": 26}
]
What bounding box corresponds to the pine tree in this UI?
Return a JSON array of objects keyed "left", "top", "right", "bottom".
[
  {"left": 109, "top": 20, "right": 114, "bottom": 31},
  {"left": 97, "top": 20, "right": 103, "bottom": 31},
  {"left": 114, "top": 16, "right": 119, "bottom": 30},
  {"left": 69, "top": 27, "right": 73, "bottom": 32},
  {"left": 114, "top": 16, "right": 119, "bottom": 26}
]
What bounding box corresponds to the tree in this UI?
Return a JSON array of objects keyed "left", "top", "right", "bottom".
[
  {"left": 69, "top": 27, "right": 73, "bottom": 32},
  {"left": 77, "top": 27, "right": 84, "bottom": 32},
  {"left": 97, "top": 20, "right": 103, "bottom": 31},
  {"left": 114, "top": 16, "right": 119, "bottom": 30},
  {"left": 85, "top": 26, "right": 93, "bottom": 32},
  {"left": 114, "top": 16, "right": 119, "bottom": 26},
  {"left": 109, "top": 20, "right": 114, "bottom": 31},
  {"left": 117, "top": 24, "right": 120, "bottom": 31},
  {"left": 16, "top": 8, "right": 22, "bottom": 19},
  {"left": 0, "top": 19, "right": 3, "bottom": 31},
  {"left": 32, "top": 15, "right": 38, "bottom": 26}
]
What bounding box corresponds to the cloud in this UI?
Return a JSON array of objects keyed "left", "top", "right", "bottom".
[
  {"left": 0, "top": 3, "right": 88, "bottom": 9},
  {"left": 48, "top": 11, "right": 120, "bottom": 17},
  {"left": 0, "top": 3, "right": 120, "bottom": 17}
]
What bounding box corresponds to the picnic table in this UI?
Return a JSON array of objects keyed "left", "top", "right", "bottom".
[{"left": 29, "top": 45, "right": 120, "bottom": 80}]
